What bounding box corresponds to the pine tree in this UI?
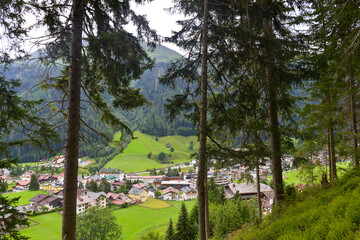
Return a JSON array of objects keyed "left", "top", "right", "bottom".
[
  {"left": 176, "top": 203, "right": 194, "bottom": 240},
  {"left": 29, "top": 174, "right": 39, "bottom": 191},
  {"left": 165, "top": 218, "right": 176, "bottom": 240}
]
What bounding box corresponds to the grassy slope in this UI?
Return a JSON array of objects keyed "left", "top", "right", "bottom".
[
  {"left": 21, "top": 200, "right": 196, "bottom": 240},
  {"left": 232, "top": 167, "right": 360, "bottom": 240},
  {"left": 106, "top": 131, "right": 199, "bottom": 172},
  {"left": 3, "top": 190, "right": 50, "bottom": 206},
  {"left": 281, "top": 161, "right": 352, "bottom": 186}
]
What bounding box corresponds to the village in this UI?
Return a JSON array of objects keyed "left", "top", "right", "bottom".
[{"left": 0, "top": 155, "right": 287, "bottom": 217}]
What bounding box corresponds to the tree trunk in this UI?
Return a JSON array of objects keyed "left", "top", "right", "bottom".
[
  {"left": 256, "top": 157, "right": 262, "bottom": 221},
  {"left": 264, "top": 18, "right": 283, "bottom": 205},
  {"left": 62, "top": 0, "right": 84, "bottom": 239},
  {"left": 197, "top": 0, "right": 208, "bottom": 239},
  {"left": 349, "top": 72, "right": 359, "bottom": 166},
  {"left": 326, "top": 95, "right": 336, "bottom": 181},
  {"left": 205, "top": 172, "right": 210, "bottom": 239}
]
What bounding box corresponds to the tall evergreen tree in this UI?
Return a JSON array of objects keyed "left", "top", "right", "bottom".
[
  {"left": 29, "top": 174, "right": 39, "bottom": 191},
  {"left": 165, "top": 218, "right": 176, "bottom": 240},
  {"left": 176, "top": 203, "right": 194, "bottom": 240}
]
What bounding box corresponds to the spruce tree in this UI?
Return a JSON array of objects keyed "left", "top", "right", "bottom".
[
  {"left": 165, "top": 218, "right": 176, "bottom": 240},
  {"left": 29, "top": 174, "right": 39, "bottom": 191},
  {"left": 176, "top": 203, "right": 194, "bottom": 240}
]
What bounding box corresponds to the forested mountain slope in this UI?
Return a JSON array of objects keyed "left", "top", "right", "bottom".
[
  {"left": 4, "top": 44, "right": 196, "bottom": 163},
  {"left": 231, "top": 168, "right": 360, "bottom": 240}
]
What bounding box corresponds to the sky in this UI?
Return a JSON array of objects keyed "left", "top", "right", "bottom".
[
  {"left": 129, "top": 0, "right": 186, "bottom": 55},
  {"left": 1, "top": 1, "right": 186, "bottom": 58}
]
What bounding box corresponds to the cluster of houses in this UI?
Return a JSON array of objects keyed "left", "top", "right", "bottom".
[
  {"left": 14, "top": 167, "right": 199, "bottom": 214},
  {"left": 5, "top": 155, "right": 281, "bottom": 214}
]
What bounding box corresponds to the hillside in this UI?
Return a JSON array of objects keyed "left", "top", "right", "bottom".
[
  {"left": 105, "top": 131, "right": 199, "bottom": 172},
  {"left": 231, "top": 167, "right": 360, "bottom": 240},
  {"left": 3, "top": 44, "right": 195, "bottom": 163}
]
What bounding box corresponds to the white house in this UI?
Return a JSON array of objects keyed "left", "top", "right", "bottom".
[
  {"left": 147, "top": 188, "right": 157, "bottom": 198},
  {"left": 76, "top": 195, "right": 94, "bottom": 214},
  {"left": 20, "top": 170, "right": 36, "bottom": 181},
  {"left": 163, "top": 187, "right": 179, "bottom": 201},
  {"left": 181, "top": 186, "right": 197, "bottom": 200},
  {"left": 87, "top": 191, "right": 107, "bottom": 208}
]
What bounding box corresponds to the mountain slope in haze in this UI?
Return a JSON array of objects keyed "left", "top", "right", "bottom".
[{"left": 3, "top": 44, "right": 195, "bottom": 163}]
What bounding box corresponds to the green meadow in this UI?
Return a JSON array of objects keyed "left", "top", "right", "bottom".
[
  {"left": 3, "top": 190, "right": 50, "bottom": 206},
  {"left": 281, "top": 161, "right": 352, "bottom": 186},
  {"left": 106, "top": 131, "right": 199, "bottom": 172},
  {"left": 21, "top": 200, "right": 196, "bottom": 240}
]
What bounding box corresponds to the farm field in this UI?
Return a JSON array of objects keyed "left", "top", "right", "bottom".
[
  {"left": 106, "top": 131, "right": 199, "bottom": 172},
  {"left": 138, "top": 198, "right": 172, "bottom": 209},
  {"left": 3, "top": 190, "right": 50, "bottom": 206},
  {"left": 21, "top": 200, "right": 196, "bottom": 240}
]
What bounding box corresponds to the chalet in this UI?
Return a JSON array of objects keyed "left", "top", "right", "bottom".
[
  {"left": 142, "top": 175, "right": 165, "bottom": 184},
  {"left": 29, "top": 194, "right": 63, "bottom": 211},
  {"left": 181, "top": 186, "right": 197, "bottom": 200},
  {"left": 111, "top": 181, "right": 126, "bottom": 191},
  {"left": 160, "top": 180, "right": 190, "bottom": 190},
  {"left": 42, "top": 183, "right": 63, "bottom": 192},
  {"left": 20, "top": 170, "right": 36, "bottom": 181},
  {"left": 38, "top": 174, "right": 58, "bottom": 184},
  {"left": 57, "top": 172, "right": 65, "bottom": 183},
  {"left": 106, "top": 192, "right": 131, "bottom": 204},
  {"left": 147, "top": 188, "right": 157, "bottom": 198},
  {"left": 225, "top": 183, "right": 274, "bottom": 209},
  {"left": 87, "top": 192, "right": 107, "bottom": 208},
  {"left": 16, "top": 180, "right": 30, "bottom": 190},
  {"left": 163, "top": 187, "right": 179, "bottom": 201},
  {"left": 88, "top": 174, "right": 101, "bottom": 183},
  {"left": 125, "top": 174, "right": 144, "bottom": 182},
  {"left": 0, "top": 168, "right": 10, "bottom": 176},
  {"left": 132, "top": 183, "right": 147, "bottom": 189},
  {"left": 128, "top": 187, "right": 147, "bottom": 203},
  {"left": 76, "top": 195, "right": 94, "bottom": 214}
]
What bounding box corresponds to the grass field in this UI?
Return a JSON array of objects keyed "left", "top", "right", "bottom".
[
  {"left": 138, "top": 198, "right": 172, "bottom": 209},
  {"left": 3, "top": 190, "right": 50, "bottom": 206},
  {"left": 21, "top": 212, "right": 62, "bottom": 240},
  {"left": 106, "top": 131, "right": 199, "bottom": 172},
  {"left": 281, "top": 161, "right": 352, "bottom": 186},
  {"left": 21, "top": 200, "right": 196, "bottom": 240}
]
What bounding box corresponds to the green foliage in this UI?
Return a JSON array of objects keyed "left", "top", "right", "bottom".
[
  {"left": 0, "top": 179, "right": 8, "bottom": 193},
  {"left": 86, "top": 180, "right": 98, "bottom": 192},
  {"left": 99, "top": 178, "right": 111, "bottom": 193},
  {"left": 155, "top": 191, "right": 161, "bottom": 199},
  {"left": 29, "top": 174, "right": 39, "bottom": 191},
  {"left": 0, "top": 195, "right": 29, "bottom": 239},
  {"left": 233, "top": 169, "right": 360, "bottom": 240},
  {"left": 165, "top": 218, "right": 176, "bottom": 240},
  {"left": 140, "top": 231, "right": 163, "bottom": 240},
  {"left": 76, "top": 207, "right": 122, "bottom": 240},
  {"left": 175, "top": 203, "right": 194, "bottom": 240},
  {"left": 158, "top": 152, "right": 167, "bottom": 162},
  {"left": 209, "top": 198, "right": 257, "bottom": 239},
  {"left": 208, "top": 177, "right": 226, "bottom": 205}
]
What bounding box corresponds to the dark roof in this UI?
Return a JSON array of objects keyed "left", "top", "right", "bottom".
[
  {"left": 129, "top": 187, "right": 145, "bottom": 195},
  {"left": 29, "top": 194, "right": 50, "bottom": 202}
]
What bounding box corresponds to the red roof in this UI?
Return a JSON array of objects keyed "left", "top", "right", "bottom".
[
  {"left": 112, "top": 200, "right": 125, "bottom": 205},
  {"left": 163, "top": 187, "right": 179, "bottom": 195},
  {"left": 132, "top": 183, "right": 147, "bottom": 189},
  {"left": 16, "top": 180, "right": 30, "bottom": 186}
]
